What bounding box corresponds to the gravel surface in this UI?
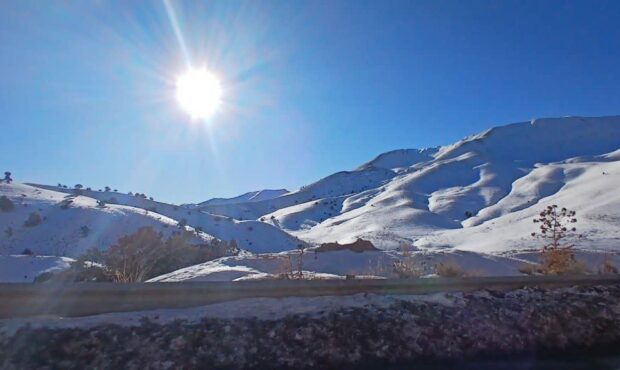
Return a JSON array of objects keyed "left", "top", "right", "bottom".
[{"left": 1, "top": 285, "right": 620, "bottom": 369}]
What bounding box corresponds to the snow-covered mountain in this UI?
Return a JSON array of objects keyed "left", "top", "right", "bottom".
[
  {"left": 196, "top": 189, "right": 289, "bottom": 207},
  {"left": 148, "top": 115, "right": 620, "bottom": 281},
  {"left": 3, "top": 115, "right": 620, "bottom": 281},
  {"left": 190, "top": 116, "right": 620, "bottom": 252},
  {"left": 283, "top": 116, "right": 620, "bottom": 250}
]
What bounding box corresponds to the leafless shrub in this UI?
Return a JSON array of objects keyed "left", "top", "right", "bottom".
[
  {"left": 540, "top": 248, "right": 588, "bottom": 275},
  {"left": 392, "top": 243, "right": 423, "bottom": 278},
  {"left": 275, "top": 254, "right": 295, "bottom": 280},
  {"left": 275, "top": 244, "right": 308, "bottom": 280},
  {"left": 435, "top": 261, "right": 466, "bottom": 278},
  {"left": 392, "top": 243, "right": 427, "bottom": 278},
  {"left": 24, "top": 212, "right": 42, "bottom": 227},
  {"left": 365, "top": 255, "right": 390, "bottom": 277},
  {"left": 105, "top": 227, "right": 164, "bottom": 282},
  {"left": 518, "top": 263, "right": 540, "bottom": 275},
  {"left": 75, "top": 227, "right": 237, "bottom": 283},
  {"left": 0, "top": 196, "right": 14, "bottom": 212},
  {"left": 598, "top": 254, "right": 619, "bottom": 275}
]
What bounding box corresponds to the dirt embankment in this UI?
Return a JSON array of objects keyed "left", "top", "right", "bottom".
[
  {"left": 315, "top": 238, "right": 380, "bottom": 253},
  {"left": 1, "top": 285, "right": 620, "bottom": 369}
]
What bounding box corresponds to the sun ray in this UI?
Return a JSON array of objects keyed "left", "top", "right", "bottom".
[{"left": 162, "top": 0, "right": 191, "bottom": 67}]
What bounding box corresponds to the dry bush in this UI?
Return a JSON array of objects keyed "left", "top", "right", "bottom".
[
  {"left": 540, "top": 248, "right": 588, "bottom": 275},
  {"left": 147, "top": 233, "right": 232, "bottom": 279},
  {"left": 393, "top": 260, "right": 423, "bottom": 279},
  {"left": 275, "top": 245, "right": 307, "bottom": 280},
  {"left": 67, "top": 227, "right": 237, "bottom": 283},
  {"left": 435, "top": 261, "right": 466, "bottom": 278},
  {"left": 23, "top": 212, "right": 42, "bottom": 227},
  {"left": 106, "top": 227, "right": 164, "bottom": 282},
  {"left": 393, "top": 243, "right": 423, "bottom": 279},
  {"left": 274, "top": 255, "right": 295, "bottom": 280},
  {"left": 518, "top": 263, "right": 540, "bottom": 276},
  {"left": 598, "top": 254, "right": 619, "bottom": 275},
  {"left": 0, "top": 196, "right": 14, "bottom": 212},
  {"left": 364, "top": 254, "right": 390, "bottom": 277}
]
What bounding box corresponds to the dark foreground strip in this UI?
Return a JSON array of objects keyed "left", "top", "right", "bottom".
[
  {"left": 1, "top": 274, "right": 619, "bottom": 318},
  {"left": 2, "top": 284, "right": 620, "bottom": 370}
]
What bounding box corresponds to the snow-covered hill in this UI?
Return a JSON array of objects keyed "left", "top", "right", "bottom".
[
  {"left": 197, "top": 166, "right": 397, "bottom": 221},
  {"left": 23, "top": 184, "right": 306, "bottom": 254},
  {"left": 4, "top": 115, "right": 620, "bottom": 282},
  {"left": 0, "top": 183, "right": 209, "bottom": 257},
  {"left": 0, "top": 255, "right": 73, "bottom": 282},
  {"left": 0, "top": 183, "right": 305, "bottom": 281},
  {"left": 276, "top": 116, "right": 620, "bottom": 250},
  {"left": 149, "top": 115, "right": 620, "bottom": 281}
]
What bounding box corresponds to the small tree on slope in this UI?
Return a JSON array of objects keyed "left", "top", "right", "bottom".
[
  {"left": 531, "top": 205, "right": 580, "bottom": 250},
  {"left": 530, "top": 205, "right": 585, "bottom": 274}
]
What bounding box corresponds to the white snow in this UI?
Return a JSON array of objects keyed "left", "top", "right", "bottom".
[
  {"left": 3, "top": 115, "right": 620, "bottom": 282},
  {"left": 0, "top": 183, "right": 207, "bottom": 257},
  {"left": 24, "top": 184, "right": 305, "bottom": 253},
  {"left": 196, "top": 189, "right": 289, "bottom": 207},
  {"left": 0, "top": 255, "right": 73, "bottom": 282}
]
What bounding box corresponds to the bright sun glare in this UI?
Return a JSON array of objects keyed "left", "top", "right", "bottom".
[{"left": 176, "top": 68, "right": 222, "bottom": 119}]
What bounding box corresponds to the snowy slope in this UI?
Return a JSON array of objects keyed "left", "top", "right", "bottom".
[
  {"left": 150, "top": 116, "right": 620, "bottom": 281},
  {"left": 147, "top": 249, "right": 529, "bottom": 282},
  {"left": 357, "top": 148, "right": 439, "bottom": 172},
  {"left": 26, "top": 184, "right": 305, "bottom": 253},
  {"left": 155, "top": 116, "right": 620, "bottom": 254},
  {"left": 196, "top": 166, "right": 396, "bottom": 221},
  {"left": 0, "top": 183, "right": 212, "bottom": 257},
  {"left": 197, "top": 189, "right": 289, "bottom": 207},
  {"left": 415, "top": 158, "right": 620, "bottom": 253},
  {"left": 159, "top": 116, "right": 620, "bottom": 257},
  {"left": 281, "top": 116, "right": 620, "bottom": 249},
  {"left": 0, "top": 255, "right": 73, "bottom": 282}
]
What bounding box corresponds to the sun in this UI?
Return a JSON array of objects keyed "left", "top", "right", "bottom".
[{"left": 176, "top": 68, "right": 222, "bottom": 119}]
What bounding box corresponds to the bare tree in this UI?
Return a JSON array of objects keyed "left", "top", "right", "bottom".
[
  {"left": 105, "top": 227, "right": 164, "bottom": 282},
  {"left": 531, "top": 205, "right": 580, "bottom": 250},
  {"left": 393, "top": 243, "right": 423, "bottom": 278},
  {"left": 530, "top": 205, "right": 586, "bottom": 275},
  {"left": 296, "top": 244, "right": 305, "bottom": 279}
]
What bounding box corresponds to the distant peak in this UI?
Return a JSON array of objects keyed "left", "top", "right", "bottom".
[{"left": 357, "top": 147, "right": 439, "bottom": 171}]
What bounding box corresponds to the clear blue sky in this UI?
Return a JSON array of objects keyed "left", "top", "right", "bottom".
[{"left": 2, "top": 0, "right": 620, "bottom": 204}]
